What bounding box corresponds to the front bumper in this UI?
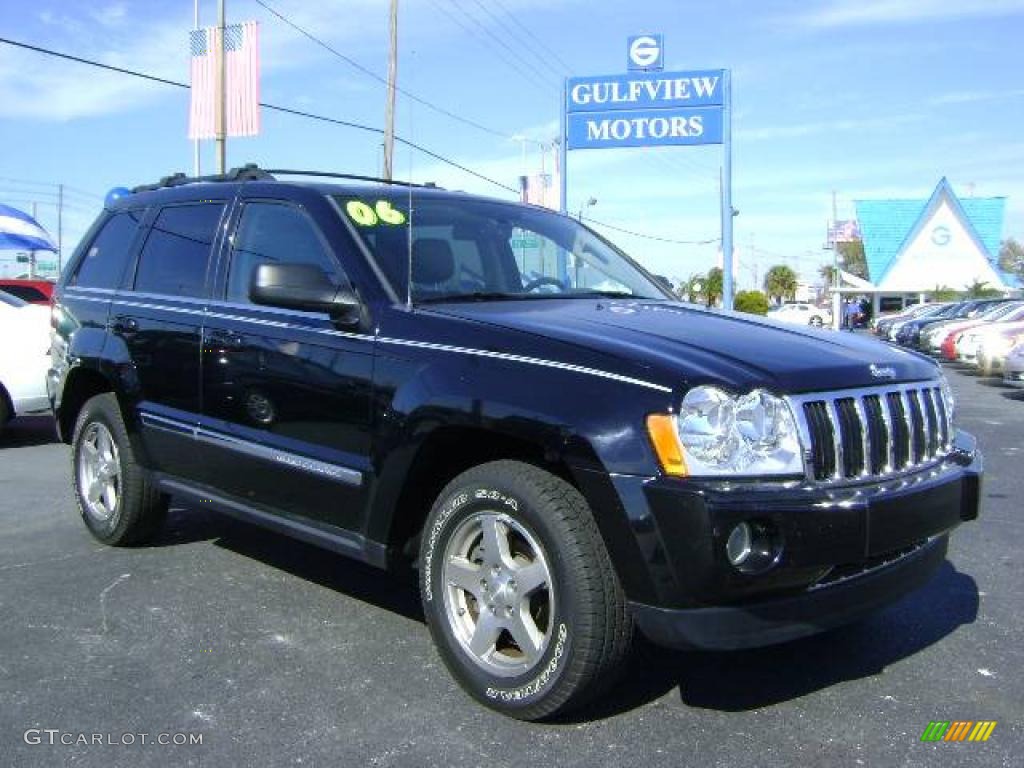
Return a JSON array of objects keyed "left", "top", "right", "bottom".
[
  {"left": 612, "top": 431, "right": 982, "bottom": 650},
  {"left": 632, "top": 534, "right": 949, "bottom": 650}
]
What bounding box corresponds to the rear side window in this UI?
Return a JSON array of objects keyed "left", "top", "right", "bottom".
[
  {"left": 134, "top": 203, "right": 224, "bottom": 297},
  {"left": 225, "top": 202, "right": 345, "bottom": 304},
  {"left": 71, "top": 211, "right": 143, "bottom": 288},
  {"left": 0, "top": 285, "right": 48, "bottom": 302}
]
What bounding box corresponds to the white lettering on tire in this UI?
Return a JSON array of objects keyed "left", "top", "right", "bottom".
[{"left": 485, "top": 623, "right": 569, "bottom": 703}]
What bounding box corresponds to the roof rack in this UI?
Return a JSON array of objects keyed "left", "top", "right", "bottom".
[
  {"left": 131, "top": 163, "right": 440, "bottom": 193},
  {"left": 131, "top": 163, "right": 272, "bottom": 192},
  {"left": 264, "top": 169, "right": 439, "bottom": 189}
]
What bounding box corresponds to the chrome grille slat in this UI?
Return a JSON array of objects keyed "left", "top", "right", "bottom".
[
  {"left": 878, "top": 392, "right": 895, "bottom": 473},
  {"left": 825, "top": 400, "right": 845, "bottom": 480},
  {"left": 788, "top": 381, "right": 952, "bottom": 485},
  {"left": 852, "top": 396, "right": 871, "bottom": 477},
  {"left": 899, "top": 390, "right": 915, "bottom": 465}
]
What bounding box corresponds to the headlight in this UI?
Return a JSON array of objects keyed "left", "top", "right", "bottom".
[{"left": 648, "top": 386, "right": 805, "bottom": 477}]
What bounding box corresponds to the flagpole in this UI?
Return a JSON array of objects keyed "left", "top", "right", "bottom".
[
  {"left": 216, "top": 0, "right": 227, "bottom": 174},
  {"left": 193, "top": 0, "right": 201, "bottom": 177}
]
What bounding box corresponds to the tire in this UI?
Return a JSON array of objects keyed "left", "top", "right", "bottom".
[
  {"left": 809, "top": 315, "right": 823, "bottom": 327},
  {"left": 71, "top": 393, "right": 167, "bottom": 546},
  {"left": 0, "top": 388, "right": 9, "bottom": 436},
  {"left": 419, "top": 460, "right": 632, "bottom": 720}
]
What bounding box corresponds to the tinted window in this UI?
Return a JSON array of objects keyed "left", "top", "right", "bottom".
[
  {"left": 134, "top": 204, "right": 224, "bottom": 297},
  {"left": 71, "top": 211, "right": 143, "bottom": 288},
  {"left": 226, "top": 202, "right": 344, "bottom": 303},
  {"left": 0, "top": 290, "right": 28, "bottom": 308},
  {"left": 0, "top": 285, "right": 48, "bottom": 302}
]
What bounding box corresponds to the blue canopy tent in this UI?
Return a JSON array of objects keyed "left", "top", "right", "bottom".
[{"left": 0, "top": 203, "right": 57, "bottom": 279}]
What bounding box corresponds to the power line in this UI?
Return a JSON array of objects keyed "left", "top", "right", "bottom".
[
  {"left": 583, "top": 216, "right": 719, "bottom": 245},
  {"left": 0, "top": 36, "right": 517, "bottom": 195},
  {"left": 490, "top": 0, "right": 574, "bottom": 74},
  {"left": 252, "top": 0, "right": 517, "bottom": 143},
  {"left": 429, "top": 0, "right": 555, "bottom": 93},
  {"left": 466, "top": 0, "right": 563, "bottom": 79}
]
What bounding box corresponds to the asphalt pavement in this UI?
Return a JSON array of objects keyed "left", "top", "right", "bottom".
[{"left": 1, "top": 359, "right": 1021, "bottom": 767}]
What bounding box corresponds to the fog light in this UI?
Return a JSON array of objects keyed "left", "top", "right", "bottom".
[
  {"left": 726, "top": 523, "right": 752, "bottom": 566},
  {"left": 723, "top": 519, "right": 782, "bottom": 574}
]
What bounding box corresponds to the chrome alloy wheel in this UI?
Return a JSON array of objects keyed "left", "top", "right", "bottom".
[
  {"left": 77, "top": 422, "right": 121, "bottom": 522},
  {"left": 442, "top": 512, "right": 554, "bottom": 677}
]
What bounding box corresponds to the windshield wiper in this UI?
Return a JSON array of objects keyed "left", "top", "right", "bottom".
[
  {"left": 416, "top": 291, "right": 532, "bottom": 304},
  {"left": 568, "top": 290, "right": 642, "bottom": 299}
]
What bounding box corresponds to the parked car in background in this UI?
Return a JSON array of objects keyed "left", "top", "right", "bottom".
[
  {"left": 873, "top": 303, "right": 935, "bottom": 337},
  {"left": 1003, "top": 342, "right": 1024, "bottom": 387},
  {"left": 0, "top": 290, "right": 51, "bottom": 434},
  {"left": 0, "top": 278, "right": 54, "bottom": 305},
  {"left": 925, "top": 302, "right": 1024, "bottom": 356},
  {"left": 976, "top": 322, "right": 1024, "bottom": 377},
  {"left": 882, "top": 303, "right": 950, "bottom": 341},
  {"left": 899, "top": 299, "right": 1011, "bottom": 347},
  {"left": 766, "top": 302, "right": 831, "bottom": 327}
]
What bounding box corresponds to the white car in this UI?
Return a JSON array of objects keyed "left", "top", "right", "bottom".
[
  {"left": 0, "top": 291, "right": 51, "bottom": 433},
  {"left": 767, "top": 303, "right": 831, "bottom": 327}
]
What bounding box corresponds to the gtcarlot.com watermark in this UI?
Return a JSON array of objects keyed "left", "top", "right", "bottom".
[{"left": 24, "top": 729, "right": 203, "bottom": 747}]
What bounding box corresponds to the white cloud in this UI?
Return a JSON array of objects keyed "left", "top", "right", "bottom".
[
  {"left": 929, "top": 88, "right": 1024, "bottom": 106},
  {"left": 737, "top": 113, "right": 923, "bottom": 142},
  {"left": 792, "top": 0, "right": 1024, "bottom": 29}
]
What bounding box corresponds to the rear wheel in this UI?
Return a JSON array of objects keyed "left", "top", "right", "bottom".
[
  {"left": 71, "top": 393, "right": 167, "bottom": 545},
  {"left": 809, "top": 315, "right": 823, "bottom": 327},
  {"left": 420, "top": 460, "right": 632, "bottom": 720}
]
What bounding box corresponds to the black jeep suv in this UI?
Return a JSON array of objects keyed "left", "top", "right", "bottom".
[{"left": 49, "top": 166, "right": 981, "bottom": 720}]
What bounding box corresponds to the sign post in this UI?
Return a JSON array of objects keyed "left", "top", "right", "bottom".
[{"left": 559, "top": 36, "right": 734, "bottom": 308}]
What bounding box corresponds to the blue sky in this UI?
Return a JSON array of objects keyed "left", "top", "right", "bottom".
[{"left": 1, "top": 0, "right": 1023, "bottom": 288}]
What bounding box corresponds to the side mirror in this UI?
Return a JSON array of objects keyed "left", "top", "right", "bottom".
[{"left": 250, "top": 263, "right": 361, "bottom": 325}]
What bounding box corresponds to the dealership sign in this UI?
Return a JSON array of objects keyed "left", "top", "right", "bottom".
[
  {"left": 557, "top": 35, "right": 735, "bottom": 308},
  {"left": 565, "top": 70, "right": 725, "bottom": 149}
]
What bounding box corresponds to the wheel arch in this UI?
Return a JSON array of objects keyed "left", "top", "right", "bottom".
[{"left": 373, "top": 422, "right": 659, "bottom": 603}]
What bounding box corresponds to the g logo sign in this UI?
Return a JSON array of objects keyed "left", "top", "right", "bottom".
[
  {"left": 931, "top": 225, "right": 951, "bottom": 246},
  {"left": 627, "top": 34, "right": 663, "bottom": 71}
]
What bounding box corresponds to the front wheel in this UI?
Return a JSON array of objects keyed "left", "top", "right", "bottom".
[
  {"left": 420, "top": 461, "right": 632, "bottom": 720},
  {"left": 809, "top": 315, "right": 824, "bottom": 327},
  {"left": 71, "top": 393, "right": 167, "bottom": 545}
]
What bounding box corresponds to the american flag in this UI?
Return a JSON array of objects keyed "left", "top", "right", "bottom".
[{"left": 189, "top": 21, "right": 260, "bottom": 140}]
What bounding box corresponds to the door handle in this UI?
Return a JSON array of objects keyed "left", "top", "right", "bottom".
[
  {"left": 111, "top": 316, "right": 138, "bottom": 334},
  {"left": 206, "top": 329, "right": 243, "bottom": 347}
]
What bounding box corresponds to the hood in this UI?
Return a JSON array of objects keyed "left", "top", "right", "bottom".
[{"left": 425, "top": 299, "right": 939, "bottom": 394}]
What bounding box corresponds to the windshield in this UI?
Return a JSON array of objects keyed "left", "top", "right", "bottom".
[
  {"left": 334, "top": 194, "right": 668, "bottom": 303},
  {"left": 0, "top": 289, "right": 29, "bottom": 308}
]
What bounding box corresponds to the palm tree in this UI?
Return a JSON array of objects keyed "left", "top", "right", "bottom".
[{"left": 764, "top": 264, "right": 799, "bottom": 303}]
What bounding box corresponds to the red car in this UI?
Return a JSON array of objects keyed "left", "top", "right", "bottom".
[{"left": 0, "top": 279, "right": 54, "bottom": 305}]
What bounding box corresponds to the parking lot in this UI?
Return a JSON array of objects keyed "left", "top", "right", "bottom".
[{"left": 1, "top": 360, "right": 1021, "bottom": 768}]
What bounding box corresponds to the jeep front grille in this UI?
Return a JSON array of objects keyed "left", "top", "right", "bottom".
[{"left": 788, "top": 383, "right": 951, "bottom": 483}]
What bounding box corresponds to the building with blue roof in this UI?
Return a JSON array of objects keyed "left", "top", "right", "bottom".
[{"left": 850, "top": 179, "right": 1017, "bottom": 309}]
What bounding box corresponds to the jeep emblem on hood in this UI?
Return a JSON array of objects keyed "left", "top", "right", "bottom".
[{"left": 869, "top": 364, "right": 897, "bottom": 379}]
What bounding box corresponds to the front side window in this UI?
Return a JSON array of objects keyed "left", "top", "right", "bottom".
[
  {"left": 71, "top": 210, "right": 144, "bottom": 288},
  {"left": 225, "top": 202, "right": 345, "bottom": 304},
  {"left": 133, "top": 203, "right": 224, "bottom": 297},
  {"left": 335, "top": 194, "right": 667, "bottom": 303}
]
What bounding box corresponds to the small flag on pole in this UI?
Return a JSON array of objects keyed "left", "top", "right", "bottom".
[{"left": 189, "top": 21, "right": 260, "bottom": 139}]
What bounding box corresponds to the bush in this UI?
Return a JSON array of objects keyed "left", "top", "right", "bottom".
[{"left": 734, "top": 290, "right": 770, "bottom": 315}]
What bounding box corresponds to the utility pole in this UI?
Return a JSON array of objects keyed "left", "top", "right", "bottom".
[
  {"left": 831, "top": 189, "right": 841, "bottom": 330},
  {"left": 216, "top": 0, "right": 227, "bottom": 174},
  {"left": 382, "top": 0, "right": 399, "bottom": 180},
  {"left": 57, "top": 184, "right": 63, "bottom": 275},
  {"left": 194, "top": 0, "right": 202, "bottom": 176},
  {"left": 29, "top": 202, "right": 37, "bottom": 278}
]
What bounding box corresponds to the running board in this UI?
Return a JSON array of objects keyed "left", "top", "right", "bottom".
[{"left": 154, "top": 475, "right": 389, "bottom": 569}]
